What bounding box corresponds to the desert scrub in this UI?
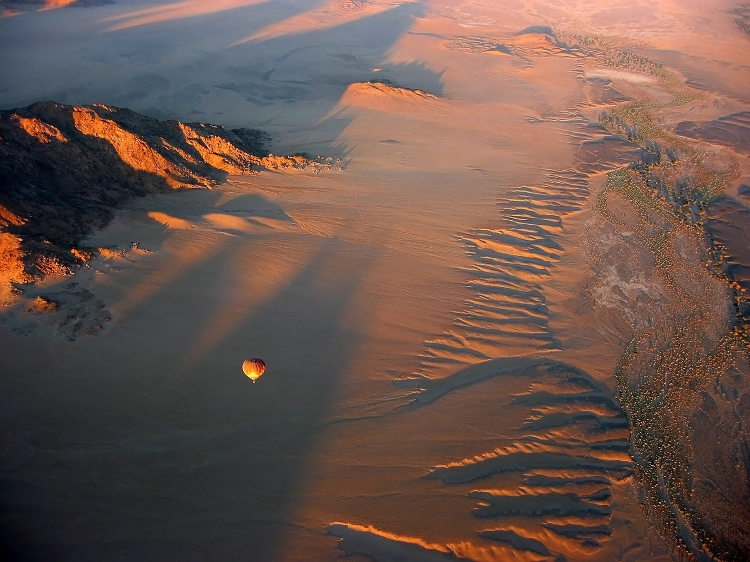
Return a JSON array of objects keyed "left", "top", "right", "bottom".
[
  {"left": 616, "top": 330, "right": 750, "bottom": 561},
  {"left": 581, "top": 32, "right": 750, "bottom": 560}
]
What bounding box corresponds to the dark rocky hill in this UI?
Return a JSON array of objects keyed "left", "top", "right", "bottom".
[{"left": 0, "top": 101, "right": 305, "bottom": 296}]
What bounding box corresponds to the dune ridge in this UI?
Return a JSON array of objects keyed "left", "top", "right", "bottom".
[
  {"left": 382, "top": 20, "right": 750, "bottom": 561},
  {"left": 327, "top": 521, "right": 499, "bottom": 562},
  {"left": 416, "top": 359, "right": 634, "bottom": 557},
  {"left": 0, "top": 1, "right": 748, "bottom": 560}
]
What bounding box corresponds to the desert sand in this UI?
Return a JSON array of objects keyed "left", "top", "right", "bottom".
[{"left": 1, "top": 1, "right": 749, "bottom": 561}]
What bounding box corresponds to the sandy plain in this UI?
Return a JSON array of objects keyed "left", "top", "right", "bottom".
[{"left": 1, "top": 1, "right": 749, "bottom": 560}]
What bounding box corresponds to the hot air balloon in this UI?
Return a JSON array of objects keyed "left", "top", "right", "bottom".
[{"left": 242, "top": 358, "right": 266, "bottom": 383}]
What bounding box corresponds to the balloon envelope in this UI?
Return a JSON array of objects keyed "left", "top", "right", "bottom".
[{"left": 242, "top": 358, "right": 266, "bottom": 382}]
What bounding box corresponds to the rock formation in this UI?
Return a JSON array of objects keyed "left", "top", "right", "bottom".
[{"left": 0, "top": 101, "right": 305, "bottom": 299}]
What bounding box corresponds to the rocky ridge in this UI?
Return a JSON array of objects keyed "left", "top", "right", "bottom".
[{"left": 0, "top": 101, "right": 309, "bottom": 302}]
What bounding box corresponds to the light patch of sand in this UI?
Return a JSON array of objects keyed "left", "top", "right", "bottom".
[
  {"left": 585, "top": 68, "right": 656, "bottom": 84},
  {"left": 146, "top": 210, "right": 194, "bottom": 230},
  {"left": 201, "top": 212, "right": 255, "bottom": 233},
  {"left": 202, "top": 211, "right": 298, "bottom": 233},
  {"left": 99, "top": 0, "right": 268, "bottom": 32},
  {"left": 232, "top": 0, "right": 416, "bottom": 45}
]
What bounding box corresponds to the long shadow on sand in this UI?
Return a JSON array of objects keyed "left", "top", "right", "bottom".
[
  {"left": 0, "top": 3, "right": 449, "bottom": 559},
  {"left": 1, "top": 224, "right": 378, "bottom": 560}
]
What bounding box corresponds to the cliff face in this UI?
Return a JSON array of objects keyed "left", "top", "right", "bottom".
[{"left": 0, "top": 101, "right": 302, "bottom": 299}]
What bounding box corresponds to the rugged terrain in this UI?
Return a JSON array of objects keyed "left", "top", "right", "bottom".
[
  {"left": 0, "top": 1, "right": 748, "bottom": 561},
  {"left": 0, "top": 101, "right": 309, "bottom": 301}
]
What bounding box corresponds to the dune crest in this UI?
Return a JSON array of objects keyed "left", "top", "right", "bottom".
[
  {"left": 327, "top": 521, "right": 496, "bottom": 561},
  {"left": 338, "top": 80, "right": 441, "bottom": 115},
  {"left": 347, "top": 80, "right": 438, "bottom": 100}
]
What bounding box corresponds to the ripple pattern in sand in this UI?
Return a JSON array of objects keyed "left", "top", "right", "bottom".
[
  {"left": 332, "top": 360, "right": 636, "bottom": 560},
  {"left": 424, "top": 361, "right": 631, "bottom": 558},
  {"left": 417, "top": 168, "right": 588, "bottom": 376}
]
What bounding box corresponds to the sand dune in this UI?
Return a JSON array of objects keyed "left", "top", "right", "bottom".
[
  {"left": 340, "top": 80, "right": 440, "bottom": 111},
  {"left": 1, "top": 1, "right": 749, "bottom": 561},
  {"left": 327, "top": 522, "right": 479, "bottom": 562}
]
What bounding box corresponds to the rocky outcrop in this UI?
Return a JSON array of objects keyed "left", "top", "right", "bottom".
[{"left": 0, "top": 101, "right": 304, "bottom": 298}]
